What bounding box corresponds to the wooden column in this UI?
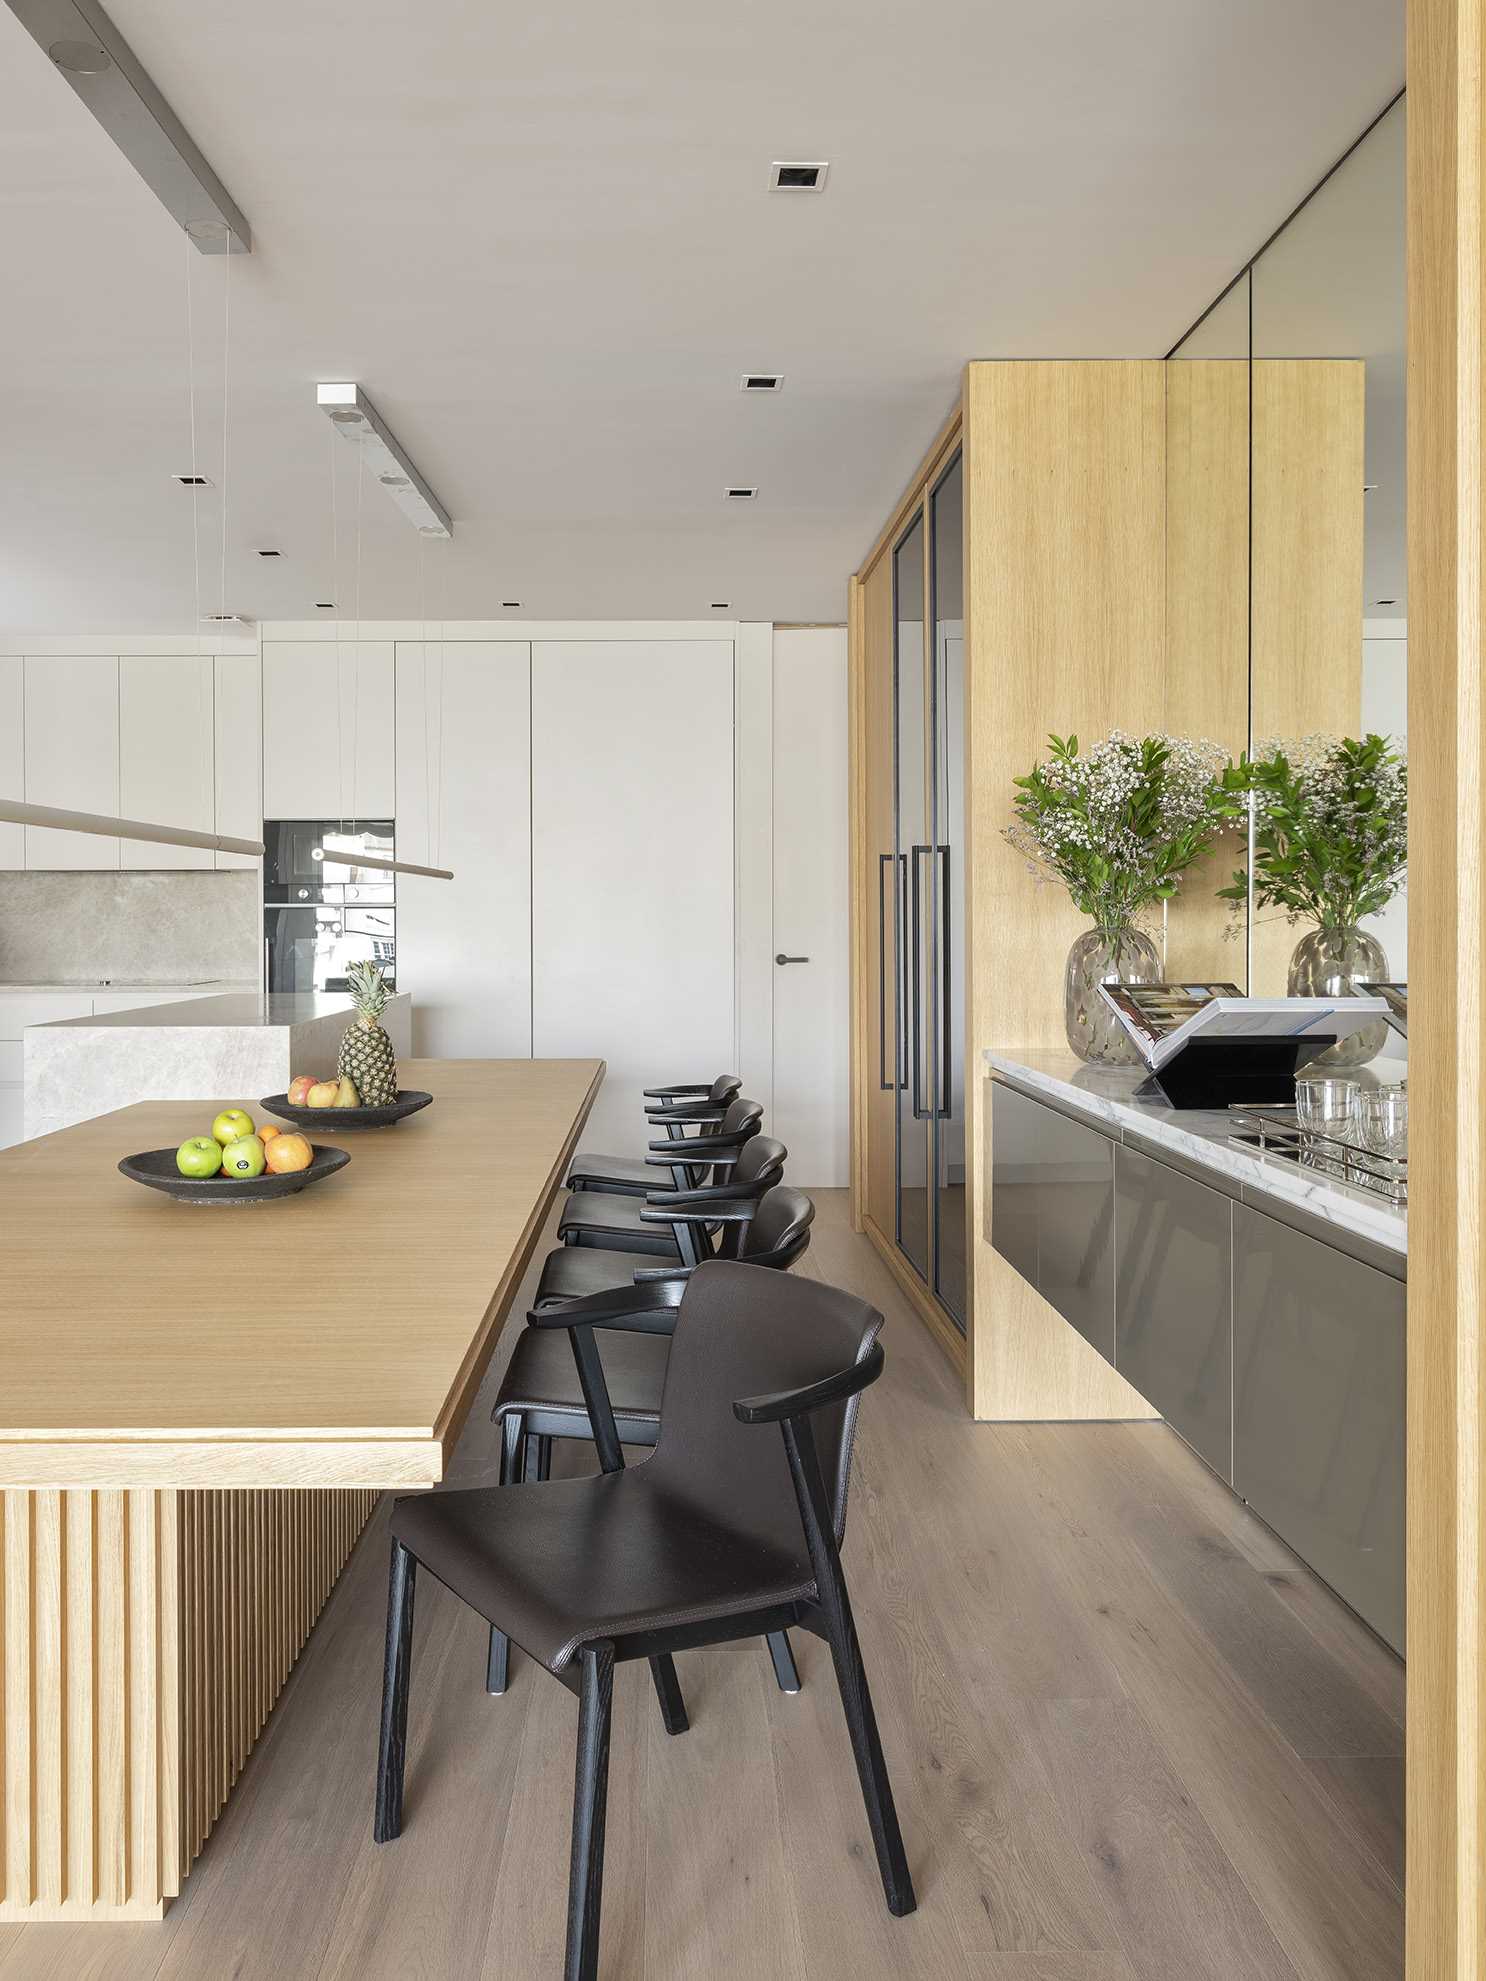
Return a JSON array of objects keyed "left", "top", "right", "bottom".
[{"left": 1407, "top": 0, "right": 1486, "bottom": 1971}]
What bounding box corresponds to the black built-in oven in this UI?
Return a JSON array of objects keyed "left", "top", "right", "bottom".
[{"left": 263, "top": 819, "right": 397, "bottom": 994}]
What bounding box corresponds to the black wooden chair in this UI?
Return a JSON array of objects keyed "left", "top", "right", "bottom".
[
  {"left": 556, "top": 1129, "right": 786, "bottom": 1259},
  {"left": 485, "top": 1183, "right": 816, "bottom": 1695},
  {"left": 566, "top": 1074, "right": 744, "bottom": 1196},
  {"left": 375, "top": 1258, "right": 915, "bottom": 1981}
]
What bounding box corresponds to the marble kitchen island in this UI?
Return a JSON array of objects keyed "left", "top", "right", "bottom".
[{"left": 23, "top": 989, "right": 413, "bottom": 1140}]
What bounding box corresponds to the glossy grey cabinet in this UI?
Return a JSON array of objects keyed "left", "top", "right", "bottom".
[
  {"left": 1114, "top": 1145, "right": 1233, "bottom": 1480},
  {"left": 989, "top": 1082, "right": 1115, "bottom": 1357},
  {"left": 1233, "top": 1202, "right": 1405, "bottom": 1653}
]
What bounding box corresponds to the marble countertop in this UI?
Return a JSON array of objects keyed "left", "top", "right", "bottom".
[
  {"left": 29, "top": 992, "right": 407, "bottom": 1031},
  {"left": 986, "top": 1047, "right": 1406, "bottom": 1257}
]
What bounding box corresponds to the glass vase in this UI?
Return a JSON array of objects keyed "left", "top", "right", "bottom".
[
  {"left": 1063, "top": 924, "right": 1162, "bottom": 1065},
  {"left": 1287, "top": 924, "right": 1389, "bottom": 1068}
]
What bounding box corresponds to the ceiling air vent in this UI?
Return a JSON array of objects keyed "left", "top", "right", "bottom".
[
  {"left": 725, "top": 486, "right": 758, "bottom": 501},
  {"left": 740, "top": 373, "right": 784, "bottom": 392},
  {"left": 769, "top": 161, "right": 828, "bottom": 192}
]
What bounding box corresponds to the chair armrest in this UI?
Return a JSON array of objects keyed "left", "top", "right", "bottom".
[
  {"left": 644, "top": 1100, "right": 727, "bottom": 1125},
  {"left": 733, "top": 1342, "right": 886, "bottom": 1424},
  {"left": 642, "top": 1083, "right": 712, "bottom": 1100},
  {"left": 526, "top": 1280, "right": 685, "bottom": 1334},
  {"left": 632, "top": 1261, "right": 695, "bottom": 1283},
  {"left": 638, "top": 1196, "right": 757, "bottom": 1227},
  {"left": 645, "top": 1130, "right": 747, "bottom": 1160},
  {"left": 642, "top": 1181, "right": 760, "bottom": 1209}
]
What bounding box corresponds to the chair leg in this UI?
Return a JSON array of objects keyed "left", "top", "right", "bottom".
[
  {"left": 374, "top": 1540, "right": 417, "bottom": 1844},
  {"left": 766, "top": 1628, "right": 801, "bottom": 1695},
  {"left": 525, "top": 1432, "right": 553, "bottom": 1482},
  {"left": 566, "top": 1641, "right": 615, "bottom": 1981},
  {"left": 486, "top": 1412, "right": 525, "bottom": 1696},
  {"left": 819, "top": 1597, "right": 916, "bottom": 1916},
  {"left": 648, "top": 1653, "right": 689, "bottom": 1735}
]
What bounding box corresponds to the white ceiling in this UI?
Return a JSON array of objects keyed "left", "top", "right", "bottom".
[{"left": 0, "top": 0, "right": 1403, "bottom": 632}]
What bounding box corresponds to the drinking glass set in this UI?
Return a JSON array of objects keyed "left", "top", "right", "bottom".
[{"left": 1294, "top": 1075, "right": 1409, "bottom": 1167}]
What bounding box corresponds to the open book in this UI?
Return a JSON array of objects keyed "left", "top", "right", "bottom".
[{"left": 1097, "top": 983, "right": 1391, "bottom": 1073}]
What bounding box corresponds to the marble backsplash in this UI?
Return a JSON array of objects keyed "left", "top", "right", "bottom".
[{"left": 0, "top": 870, "right": 261, "bottom": 985}]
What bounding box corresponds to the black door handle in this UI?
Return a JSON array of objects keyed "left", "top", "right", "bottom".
[{"left": 775, "top": 954, "right": 810, "bottom": 965}]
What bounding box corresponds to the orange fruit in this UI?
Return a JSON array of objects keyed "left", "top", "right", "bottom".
[{"left": 258, "top": 1123, "right": 283, "bottom": 1144}]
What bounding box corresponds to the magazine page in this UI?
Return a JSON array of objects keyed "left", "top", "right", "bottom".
[{"left": 1098, "top": 984, "right": 1243, "bottom": 1067}]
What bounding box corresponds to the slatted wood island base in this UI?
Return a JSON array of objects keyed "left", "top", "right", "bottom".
[{"left": 0, "top": 1057, "right": 602, "bottom": 1920}]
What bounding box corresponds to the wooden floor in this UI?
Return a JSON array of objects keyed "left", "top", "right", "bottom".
[{"left": 0, "top": 1192, "right": 1404, "bottom": 1979}]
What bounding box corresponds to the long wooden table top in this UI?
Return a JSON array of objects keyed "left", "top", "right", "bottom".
[{"left": 0, "top": 1057, "right": 603, "bottom": 1489}]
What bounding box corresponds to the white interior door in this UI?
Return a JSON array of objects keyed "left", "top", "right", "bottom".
[
  {"left": 770, "top": 628, "right": 850, "bottom": 1186},
  {"left": 531, "top": 638, "right": 735, "bottom": 1156},
  {"left": 395, "top": 641, "right": 532, "bottom": 1058}
]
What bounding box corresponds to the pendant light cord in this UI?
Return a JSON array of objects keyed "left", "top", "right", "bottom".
[{"left": 219, "top": 243, "right": 231, "bottom": 621}]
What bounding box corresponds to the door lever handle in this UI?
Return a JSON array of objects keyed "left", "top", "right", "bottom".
[{"left": 775, "top": 953, "right": 810, "bottom": 965}]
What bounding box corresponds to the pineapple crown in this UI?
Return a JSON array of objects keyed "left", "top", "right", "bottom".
[{"left": 344, "top": 959, "right": 390, "bottom": 1021}]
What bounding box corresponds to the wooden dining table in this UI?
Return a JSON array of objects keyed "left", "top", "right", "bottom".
[{"left": 0, "top": 1056, "right": 602, "bottom": 1922}]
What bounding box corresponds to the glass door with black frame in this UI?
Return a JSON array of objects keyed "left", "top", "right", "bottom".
[
  {"left": 893, "top": 512, "right": 932, "bottom": 1284},
  {"left": 930, "top": 451, "right": 967, "bottom": 1329}
]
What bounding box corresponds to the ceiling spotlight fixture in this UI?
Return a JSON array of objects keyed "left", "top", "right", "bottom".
[
  {"left": 710, "top": 602, "right": 732, "bottom": 610},
  {"left": 725, "top": 487, "right": 758, "bottom": 500},
  {"left": 256, "top": 548, "right": 282, "bottom": 558},
  {"left": 204, "top": 612, "right": 252, "bottom": 629},
  {"left": 740, "top": 373, "right": 784, "bottom": 392},
  {"left": 769, "top": 161, "right": 829, "bottom": 192},
  {"left": 502, "top": 600, "right": 522, "bottom": 608},
  {"left": 316, "top": 383, "right": 452, "bottom": 539},
  {"left": 315, "top": 600, "right": 335, "bottom": 609},
  {"left": 1376, "top": 598, "right": 1397, "bottom": 606},
  {"left": 8, "top": 0, "right": 251, "bottom": 251},
  {"left": 173, "top": 472, "right": 212, "bottom": 487}
]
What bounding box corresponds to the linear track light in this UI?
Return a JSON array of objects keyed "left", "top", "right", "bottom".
[
  {"left": 316, "top": 846, "right": 453, "bottom": 882},
  {"left": 5, "top": 0, "right": 251, "bottom": 252},
  {"left": 0, "top": 798, "right": 263, "bottom": 858},
  {"left": 316, "top": 383, "right": 452, "bottom": 539}
]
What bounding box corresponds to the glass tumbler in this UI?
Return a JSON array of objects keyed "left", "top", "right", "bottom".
[
  {"left": 1295, "top": 1076, "right": 1361, "bottom": 1149},
  {"left": 1357, "top": 1084, "right": 1408, "bottom": 1161}
]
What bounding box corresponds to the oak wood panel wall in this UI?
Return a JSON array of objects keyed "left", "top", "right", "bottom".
[
  {"left": 1405, "top": 0, "right": 1485, "bottom": 1970},
  {"left": 1164, "top": 359, "right": 1252, "bottom": 982},
  {"left": 1249, "top": 359, "right": 1366, "bottom": 995},
  {"left": 961, "top": 361, "right": 1169, "bottom": 1419},
  {"left": 0, "top": 1486, "right": 376, "bottom": 1919}
]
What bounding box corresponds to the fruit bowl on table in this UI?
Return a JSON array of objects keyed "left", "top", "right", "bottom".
[
  {"left": 259, "top": 1089, "right": 434, "bottom": 1131},
  {"left": 118, "top": 1143, "right": 351, "bottom": 1205}
]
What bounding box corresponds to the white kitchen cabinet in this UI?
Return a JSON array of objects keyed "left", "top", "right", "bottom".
[
  {"left": 214, "top": 652, "right": 263, "bottom": 868},
  {"left": 119, "top": 656, "right": 215, "bottom": 868},
  {"left": 0, "top": 656, "right": 22, "bottom": 868},
  {"left": 262, "top": 641, "right": 394, "bottom": 819},
  {"left": 395, "top": 641, "right": 531, "bottom": 1058},
  {"left": 531, "top": 639, "right": 736, "bottom": 1156},
  {"left": 23, "top": 656, "right": 120, "bottom": 868}
]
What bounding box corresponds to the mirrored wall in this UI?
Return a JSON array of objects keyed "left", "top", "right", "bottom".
[{"left": 1169, "top": 97, "right": 1407, "bottom": 1045}]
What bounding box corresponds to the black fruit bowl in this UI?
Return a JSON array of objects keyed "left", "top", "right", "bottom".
[
  {"left": 259, "top": 1089, "right": 434, "bottom": 1131},
  {"left": 118, "top": 1143, "right": 351, "bottom": 1205}
]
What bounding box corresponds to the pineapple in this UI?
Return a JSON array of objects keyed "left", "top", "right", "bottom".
[{"left": 338, "top": 961, "right": 399, "bottom": 1106}]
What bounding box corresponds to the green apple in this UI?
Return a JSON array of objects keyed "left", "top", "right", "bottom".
[
  {"left": 220, "top": 1135, "right": 267, "bottom": 1180},
  {"left": 176, "top": 1136, "right": 223, "bottom": 1180},
  {"left": 212, "top": 1108, "right": 255, "bottom": 1146}
]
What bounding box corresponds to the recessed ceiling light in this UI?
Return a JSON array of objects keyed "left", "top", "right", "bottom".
[
  {"left": 711, "top": 601, "right": 731, "bottom": 610},
  {"left": 173, "top": 473, "right": 212, "bottom": 487},
  {"left": 315, "top": 601, "right": 335, "bottom": 609},
  {"left": 1376, "top": 598, "right": 1397, "bottom": 606},
  {"left": 502, "top": 600, "right": 522, "bottom": 608},
  {"left": 725, "top": 487, "right": 758, "bottom": 500},
  {"left": 769, "top": 161, "right": 829, "bottom": 193},
  {"left": 257, "top": 548, "right": 282, "bottom": 558},
  {"left": 740, "top": 373, "right": 784, "bottom": 392}
]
